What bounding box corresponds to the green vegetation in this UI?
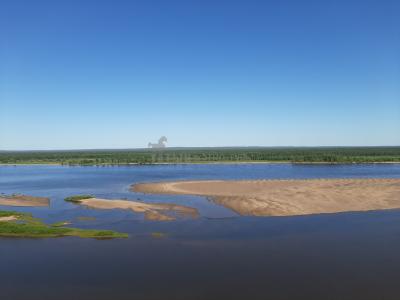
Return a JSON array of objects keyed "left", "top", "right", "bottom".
[
  {"left": 0, "top": 147, "right": 399, "bottom": 165},
  {"left": 0, "top": 210, "right": 128, "bottom": 239},
  {"left": 1, "top": 193, "right": 18, "bottom": 197},
  {"left": 64, "top": 195, "right": 94, "bottom": 203},
  {"left": 0, "top": 210, "right": 26, "bottom": 218}
]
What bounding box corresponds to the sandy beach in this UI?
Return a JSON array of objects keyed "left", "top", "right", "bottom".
[
  {"left": 133, "top": 178, "right": 400, "bottom": 217},
  {"left": 0, "top": 216, "right": 18, "bottom": 222},
  {"left": 77, "top": 198, "right": 198, "bottom": 221},
  {"left": 0, "top": 194, "right": 50, "bottom": 207}
]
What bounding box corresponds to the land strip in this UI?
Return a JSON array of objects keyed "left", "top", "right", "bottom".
[
  {"left": 66, "top": 196, "right": 198, "bottom": 221},
  {"left": 133, "top": 178, "right": 400, "bottom": 217},
  {"left": 0, "top": 210, "right": 127, "bottom": 238},
  {"left": 0, "top": 194, "right": 49, "bottom": 207},
  {"left": 1, "top": 147, "right": 399, "bottom": 165}
]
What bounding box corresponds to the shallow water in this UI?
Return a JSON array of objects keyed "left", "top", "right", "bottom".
[{"left": 1, "top": 163, "right": 400, "bottom": 300}]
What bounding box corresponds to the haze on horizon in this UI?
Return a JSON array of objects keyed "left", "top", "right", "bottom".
[{"left": 1, "top": 0, "right": 399, "bottom": 151}]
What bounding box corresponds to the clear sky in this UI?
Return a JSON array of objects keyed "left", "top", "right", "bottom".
[{"left": 1, "top": 0, "right": 399, "bottom": 150}]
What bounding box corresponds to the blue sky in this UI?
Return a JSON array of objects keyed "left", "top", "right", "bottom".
[{"left": 1, "top": 0, "right": 399, "bottom": 150}]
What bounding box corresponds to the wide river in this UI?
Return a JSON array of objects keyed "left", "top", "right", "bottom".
[{"left": 1, "top": 163, "right": 400, "bottom": 300}]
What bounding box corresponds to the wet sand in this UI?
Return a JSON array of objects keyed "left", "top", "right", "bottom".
[
  {"left": 77, "top": 198, "right": 198, "bottom": 221},
  {"left": 0, "top": 216, "right": 17, "bottom": 222},
  {"left": 0, "top": 194, "right": 49, "bottom": 207},
  {"left": 133, "top": 178, "right": 400, "bottom": 216}
]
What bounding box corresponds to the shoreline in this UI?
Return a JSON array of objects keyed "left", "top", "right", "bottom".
[
  {"left": 133, "top": 178, "right": 400, "bottom": 217},
  {"left": 0, "top": 210, "right": 127, "bottom": 238},
  {"left": 0, "top": 194, "right": 50, "bottom": 207},
  {"left": 1, "top": 161, "right": 400, "bottom": 166},
  {"left": 69, "top": 197, "right": 199, "bottom": 221}
]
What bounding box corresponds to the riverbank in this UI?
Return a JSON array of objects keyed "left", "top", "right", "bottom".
[
  {"left": 0, "top": 194, "right": 49, "bottom": 207},
  {"left": 1, "top": 146, "right": 399, "bottom": 165},
  {"left": 67, "top": 196, "right": 199, "bottom": 221},
  {"left": 0, "top": 210, "right": 127, "bottom": 238},
  {"left": 1, "top": 161, "right": 400, "bottom": 166},
  {"left": 133, "top": 178, "right": 400, "bottom": 217}
]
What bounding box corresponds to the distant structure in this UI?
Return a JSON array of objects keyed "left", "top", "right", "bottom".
[{"left": 148, "top": 136, "right": 167, "bottom": 148}]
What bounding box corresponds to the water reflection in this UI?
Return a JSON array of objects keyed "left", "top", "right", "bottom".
[{"left": 1, "top": 164, "right": 400, "bottom": 299}]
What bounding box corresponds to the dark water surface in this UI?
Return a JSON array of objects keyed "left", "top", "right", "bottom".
[{"left": 1, "top": 164, "right": 400, "bottom": 300}]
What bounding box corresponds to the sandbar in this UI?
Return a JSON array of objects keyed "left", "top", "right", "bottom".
[
  {"left": 0, "top": 216, "right": 18, "bottom": 222},
  {"left": 77, "top": 198, "right": 198, "bottom": 221},
  {"left": 0, "top": 194, "right": 49, "bottom": 207},
  {"left": 133, "top": 178, "right": 400, "bottom": 217}
]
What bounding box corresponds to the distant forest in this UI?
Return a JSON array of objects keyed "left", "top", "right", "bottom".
[{"left": 1, "top": 147, "right": 399, "bottom": 165}]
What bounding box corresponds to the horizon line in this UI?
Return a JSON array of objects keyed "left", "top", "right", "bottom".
[{"left": 1, "top": 145, "right": 400, "bottom": 152}]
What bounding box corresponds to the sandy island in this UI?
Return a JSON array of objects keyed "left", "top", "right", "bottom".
[
  {"left": 77, "top": 198, "right": 198, "bottom": 221},
  {"left": 0, "top": 194, "right": 49, "bottom": 207},
  {"left": 0, "top": 216, "right": 18, "bottom": 222},
  {"left": 133, "top": 178, "right": 400, "bottom": 217}
]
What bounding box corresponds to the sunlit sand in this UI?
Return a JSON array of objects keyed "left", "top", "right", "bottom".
[
  {"left": 133, "top": 179, "right": 400, "bottom": 216},
  {"left": 0, "top": 216, "right": 18, "bottom": 222},
  {"left": 0, "top": 194, "right": 49, "bottom": 207},
  {"left": 77, "top": 198, "right": 198, "bottom": 221}
]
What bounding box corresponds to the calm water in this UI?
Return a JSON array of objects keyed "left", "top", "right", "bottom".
[{"left": 1, "top": 163, "right": 400, "bottom": 300}]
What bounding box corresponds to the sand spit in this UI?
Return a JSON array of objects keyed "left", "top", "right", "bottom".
[
  {"left": 133, "top": 179, "right": 400, "bottom": 217},
  {"left": 0, "top": 194, "right": 49, "bottom": 207},
  {"left": 77, "top": 198, "right": 198, "bottom": 221},
  {"left": 0, "top": 216, "right": 18, "bottom": 222}
]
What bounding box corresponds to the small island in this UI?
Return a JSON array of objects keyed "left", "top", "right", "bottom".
[
  {"left": 0, "top": 210, "right": 127, "bottom": 239},
  {"left": 65, "top": 195, "right": 198, "bottom": 221},
  {"left": 0, "top": 194, "right": 49, "bottom": 207}
]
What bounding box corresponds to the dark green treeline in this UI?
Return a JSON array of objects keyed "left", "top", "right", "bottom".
[{"left": 1, "top": 147, "right": 399, "bottom": 165}]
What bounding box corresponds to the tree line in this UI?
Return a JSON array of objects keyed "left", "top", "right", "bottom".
[{"left": 1, "top": 147, "right": 399, "bottom": 165}]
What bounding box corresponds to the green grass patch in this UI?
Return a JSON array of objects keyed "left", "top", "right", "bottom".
[
  {"left": 64, "top": 195, "right": 94, "bottom": 203},
  {"left": 0, "top": 210, "right": 127, "bottom": 239},
  {"left": 0, "top": 210, "right": 26, "bottom": 218}
]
